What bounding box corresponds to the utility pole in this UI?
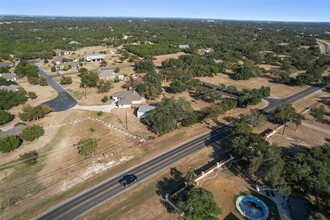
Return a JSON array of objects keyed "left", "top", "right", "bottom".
[{"left": 126, "top": 110, "right": 128, "bottom": 130}]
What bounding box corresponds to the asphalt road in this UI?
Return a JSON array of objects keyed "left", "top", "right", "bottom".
[
  {"left": 38, "top": 68, "right": 77, "bottom": 112},
  {"left": 36, "top": 83, "right": 324, "bottom": 220},
  {"left": 319, "top": 41, "right": 330, "bottom": 55}
]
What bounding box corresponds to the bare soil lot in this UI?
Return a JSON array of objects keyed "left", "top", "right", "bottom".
[
  {"left": 198, "top": 73, "right": 308, "bottom": 98},
  {"left": 153, "top": 52, "right": 187, "bottom": 66}
]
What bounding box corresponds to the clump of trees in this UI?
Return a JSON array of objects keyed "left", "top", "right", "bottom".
[
  {"left": 0, "top": 109, "right": 14, "bottom": 125},
  {"left": 96, "top": 79, "right": 113, "bottom": 93},
  {"left": 310, "top": 105, "right": 326, "bottom": 121},
  {"left": 19, "top": 105, "right": 51, "bottom": 121},
  {"left": 136, "top": 71, "right": 163, "bottom": 100},
  {"left": 134, "top": 59, "right": 155, "bottom": 73},
  {"left": 76, "top": 138, "right": 98, "bottom": 157},
  {"left": 233, "top": 61, "right": 262, "bottom": 80},
  {"left": 20, "top": 150, "right": 39, "bottom": 165},
  {"left": 0, "top": 89, "right": 28, "bottom": 110},
  {"left": 271, "top": 104, "right": 304, "bottom": 134},
  {"left": 206, "top": 99, "right": 237, "bottom": 119},
  {"left": 21, "top": 125, "right": 45, "bottom": 141},
  {"left": 80, "top": 71, "right": 99, "bottom": 87},
  {"left": 145, "top": 97, "right": 199, "bottom": 135},
  {"left": 60, "top": 76, "right": 72, "bottom": 85},
  {"left": 0, "top": 136, "right": 21, "bottom": 153}
]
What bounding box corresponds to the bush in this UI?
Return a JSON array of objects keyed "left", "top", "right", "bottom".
[
  {"left": 28, "top": 92, "right": 37, "bottom": 99},
  {"left": 101, "top": 96, "right": 108, "bottom": 103},
  {"left": 134, "top": 59, "right": 155, "bottom": 73},
  {"left": 0, "top": 109, "right": 14, "bottom": 125},
  {"left": 97, "top": 80, "right": 113, "bottom": 93},
  {"left": 97, "top": 111, "right": 103, "bottom": 116},
  {"left": 51, "top": 66, "right": 56, "bottom": 72},
  {"left": 114, "top": 67, "right": 120, "bottom": 73},
  {"left": 39, "top": 77, "right": 48, "bottom": 86},
  {"left": 21, "top": 125, "right": 45, "bottom": 141},
  {"left": 60, "top": 76, "right": 72, "bottom": 85},
  {"left": 80, "top": 72, "right": 99, "bottom": 87},
  {"left": 19, "top": 150, "right": 39, "bottom": 165},
  {"left": 0, "top": 136, "right": 21, "bottom": 153},
  {"left": 19, "top": 105, "right": 51, "bottom": 121}
]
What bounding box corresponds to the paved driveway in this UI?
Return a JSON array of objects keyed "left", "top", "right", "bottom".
[{"left": 37, "top": 66, "right": 77, "bottom": 112}]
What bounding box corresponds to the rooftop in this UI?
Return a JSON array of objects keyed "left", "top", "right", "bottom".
[
  {"left": 112, "top": 91, "right": 143, "bottom": 105},
  {"left": 0, "top": 84, "right": 19, "bottom": 91},
  {"left": 0, "top": 73, "right": 17, "bottom": 80},
  {"left": 137, "top": 105, "right": 156, "bottom": 113},
  {"left": 98, "top": 69, "right": 115, "bottom": 79}
]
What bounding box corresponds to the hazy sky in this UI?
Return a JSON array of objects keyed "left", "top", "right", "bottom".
[{"left": 1, "top": 0, "right": 329, "bottom": 22}]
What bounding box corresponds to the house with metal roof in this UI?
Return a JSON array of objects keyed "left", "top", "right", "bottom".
[
  {"left": 98, "top": 69, "right": 115, "bottom": 79},
  {"left": 179, "top": 44, "right": 189, "bottom": 49},
  {"left": 0, "top": 84, "right": 19, "bottom": 92},
  {"left": 84, "top": 54, "right": 106, "bottom": 62},
  {"left": 0, "top": 73, "right": 17, "bottom": 81},
  {"left": 0, "top": 62, "right": 14, "bottom": 68},
  {"left": 137, "top": 105, "right": 156, "bottom": 119},
  {"left": 111, "top": 90, "right": 145, "bottom": 108}
]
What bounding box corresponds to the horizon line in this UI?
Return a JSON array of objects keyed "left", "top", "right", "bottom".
[{"left": 1, "top": 14, "right": 330, "bottom": 24}]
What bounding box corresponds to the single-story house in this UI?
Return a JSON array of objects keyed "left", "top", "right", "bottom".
[
  {"left": 98, "top": 69, "right": 115, "bottom": 79},
  {"left": 111, "top": 90, "right": 145, "bottom": 108},
  {"left": 53, "top": 56, "right": 64, "bottom": 65},
  {"left": 179, "top": 44, "right": 189, "bottom": 49},
  {"left": 137, "top": 105, "right": 156, "bottom": 119},
  {"left": 84, "top": 54, "right": 106, "bottom": 62},
  {"left": 0, "top": 84, "right": 19, "bottom": 91},
  {"left": 60, "top": 61, "right": 79, "bottom": 70},
  {"left": 0, "top": 73, "right": 17, "bottom": 81},
  {"left": 54, "top": 49, "right": 69, "bottom": 56},
  {"left": 0, "top": 62, "right": 14, "bottom": 68},
  {"left": 0, "top": 124, "right": 26, "bottom": 138}
]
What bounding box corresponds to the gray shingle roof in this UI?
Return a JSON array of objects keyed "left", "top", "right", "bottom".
[
  {"left": 137, "top": 105, "right": 156, "bottom": 113},
  {"left": 98, "top": 69, "right": 115, "bottom": 79},
  {"left": 0, "top": 73, "right": 17, "bottom": 81},
  {"left": 0, "top": 125, "right": 26, "bottom": 138},
  {"left": 112, "top": 91, "right": 143, "bottom": 105},
  {"left": 0, "top": 62, "right": 14, "bottom": 68},
  {"left": 0, "top": 84, "right": 19, "bottom": 91}
]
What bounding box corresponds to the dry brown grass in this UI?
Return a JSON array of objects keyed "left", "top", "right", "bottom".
[
  {"left": 152, "top": 52, "right": 187, "bottom": 66},
  {"left": 198, "top": 73, "right": 308, "bottom": 98}
]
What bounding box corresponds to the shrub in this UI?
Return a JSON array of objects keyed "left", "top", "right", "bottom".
[
  {"left": 0, "top": 109, "right": 14, "bottom": 125},
  {"left": 97, "top": 111, "right": 103, "bottom": 116},
  {"left": 28, "top": 92, "right": 37, "bottom": 99},
  {"left": 20, "top": 150, "right": 39, "bottom": 165},
  {"left": 60, "top": 76, "right": 72, "bottom": 85},
  {"left": 39, "top": 77, "right": 48, "bottom": 86},
  {"left": 21, "top": 125, "right": 45, "bottom": 141},
  {"left": 0, "top": 136, "right": 21, "bottom": 153},
  {"left": 51, "top": 66, "right": 56, "bottom": 72},
  {"left": 101, "top": 96, "right": 108, "bottom": 103}
]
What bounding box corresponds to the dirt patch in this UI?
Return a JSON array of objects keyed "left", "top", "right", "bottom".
[
  {"left": 198, "top": 73, "right": 308, "bottom": 98},
  {"left": 153, "top": 52, "right": 187, "bottom": 66}
]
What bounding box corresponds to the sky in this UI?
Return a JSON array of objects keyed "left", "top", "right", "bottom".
[{"left": 0, "top": 0, "right": 329, "bottom": 22}]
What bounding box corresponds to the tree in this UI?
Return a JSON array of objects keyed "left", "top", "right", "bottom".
[
  {"left": 177, "top": 187, "right": 222, "bottom": 220},
  {"left": 272, "top": 104, "right": 300, "bottom": 135},
  {"left": 310, "top": 105, "right": 326, "bottom": 121},
  {"left": 136, "top": 71, "right": 163, "bottom": 100},
  {"left": 100, "top": 60, "right": 107, "bottom": 67},
  {"left": 80, "top": 72, "right": 99, "bottom": 87},
  {"left": 20, "top": 150, "right": 39, "bottom": 165},
  {"left": 114, "top": 67, "right": 120, "bottom": 73},
  {"left": 0, "top": 109, "right": 14, "bottom": 125},
  {"left": 0, "top": 89, "right": 27, "bottom": 110},
  {"left": 170, "top": 80, "right": 187, "bottom": 93},
  {"left": 134, "top": 59, "right": 155, "bottom": 73},
  {"left": 145, "top": 97, "right": 196, "bottom": 135},
  {"left": 97, "top": 79, "right": 113, "bottom": 93},
  {"left": 28, "top": 91, "right": 37, "bottom": 99},
  {"left": 308, "top": 212, "right": 327, "bottom": 220},
  {"left": 76, "top": 138, "right": 98, "bottom": 157},
  {"left": 292, "top": 113, "right": 304, "bottom": 131},
  {"left": 0, "top": 136, "right": 21, "bottom": 153},
  {"left": 51, "top": 66, "right": 56, "bottom": 72},
  {"left": 39, "top": 77, "right": 48, "bottom": 86},
  {"left": 247, "top": 111, "right": 267, "bottom": 131},
  {"left": 0, "top": 66, "right": 9, "bottom": 73},
  {"left": 19, "top": 105, "right": 51, "bottom": 121},
  {"left": 21, "top": 125, "right": 45, "bottom": 141},
  {"left": 43, "top": 58, "right": 49, "bottom": 65},
  {"left": 60, "top": 76, "right": 73, "bottom": 85}
]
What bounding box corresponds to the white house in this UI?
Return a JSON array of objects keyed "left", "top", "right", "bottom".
[
  {"left": 84, "top": 54, "right": 106, "bottom": 62},
  {"left": 0, "top": 73, "right": 17, "bottom": 81},
  {"left": 54, "top": 49, "right": 69, "bottom": 56},
  {"left": 179, "top": 44, "right": 189, "bottom": 49},
  {"left": 137, "top": 105, "right": 156, "bottom": 119},
  {"left": 111, "top": 91, "right": 145, "bottom": 108}
]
